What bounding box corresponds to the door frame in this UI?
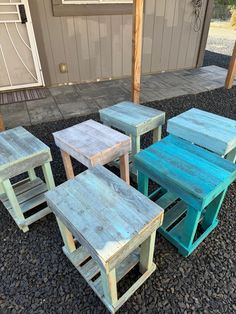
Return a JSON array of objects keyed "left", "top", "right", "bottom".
[{"left": 0, "top": 0, "right": 44, "bottom": 92}]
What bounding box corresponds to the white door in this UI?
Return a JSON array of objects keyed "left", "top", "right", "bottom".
[{"left": 0, "top": 0, "right": 44, "bottom": 91}]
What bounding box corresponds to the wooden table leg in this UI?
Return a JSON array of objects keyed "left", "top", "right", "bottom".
[
  {"left": 101, "top": 268, "right": 118, "bottom": 306},
  {"left": 226, "top": 147, "right": 236, "bottom": 163},
  {"left": 153, "top": 125, "right": 162, "bottom": 143},
  {"left": 120, "top": 153, "right": 130, "bottom": 185},
  {"left": 42, "top": 162, "right": 55, "bottom": 190},
  {"left": 139, "top": 231, "right": 156, "bottom": 274},
  {"left": 61, "top": 150, "right": 75, "bottom": 180},
  {"left": 56, "top": 218, "right": 76, "bottom": 253},
  {"left": 28, "top": 168, "right": 37, "bottom": 181}
]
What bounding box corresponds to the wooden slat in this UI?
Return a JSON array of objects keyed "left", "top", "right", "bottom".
[
  {"left": 0, "top": 113, "right": 5, "bottom": 132},
  {"left": 162, "top": 200, "right": 188, "bottom": 229},
  {"left": 23, "top": 206, "right": 51, "bottom": 226},
  {"left": 225, "top": 41, "right": 236, "bottom": 89},
  {"left": 155, "top": 191, "right": 178, "bottom": 209}
]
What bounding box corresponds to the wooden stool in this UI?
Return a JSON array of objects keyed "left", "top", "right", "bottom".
[
  {"left": 134, "top": 135, "right": 236, "bottom": 257},
  {"left": 45, "top": 165, "right": 163, "bottom": 313},
  {"left": 99, "top": 101, "right": 165, "bottom": 176},
  {"left": 168, "top": 108, "right": 236, "bottom": 163},
  {"left": 0, "top": 127, "right": 55, "bottom": 232},
  {"left": 53, "top": 119, "right": 131, "bottom": 184}
]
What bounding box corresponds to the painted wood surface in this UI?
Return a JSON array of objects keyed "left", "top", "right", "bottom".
[
  {"left": 100, "top": 101, "right": 165, "bottom": 136},
  {"left": 29, "top": 0, "right": 210, "bottom": 86},
  {"left": 45, "top": 165, "right": 163, "bottom": 271},
  {"left": 0, "top": 114, "right": 5, "bottom": 132},
  {"left": 167, "top": 108, "right": 236, "bottom": 156},
  {"left": 0, "top": 126, "right": 52, "bottom": 181},
  {"left": 53, "top": 119, "right": 131, "bottom": 168},
  {"left": 134, "top": 135, "right": 236, "bottom": 210}
]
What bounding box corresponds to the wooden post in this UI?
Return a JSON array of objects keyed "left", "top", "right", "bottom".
[
  {"left": 225, "top": 41, "right": 236, "bottom": 89},
  {"left": 0, "top": 114, "right": 5, "bottom": 132},
  {"left": 131, "top": 0, "right": 144, "bottom": 104}
]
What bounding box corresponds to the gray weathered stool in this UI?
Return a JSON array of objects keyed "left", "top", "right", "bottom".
[
  {"left": 0, "top": 127, "right": 55, "bottom": 232},
  {"left": 168, "top": 108, "right": 236, "bottom": 163},
  {"left": 99, "top": 101, "right": 165, "bottom": 176},
  {"left": 53, "top": 119, "right": 131, "bottom": 184},
  {"left": 45, "top": 165, "right": 163, "bottom": 313}
]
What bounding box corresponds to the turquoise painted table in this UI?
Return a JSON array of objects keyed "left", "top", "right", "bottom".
[
  {"left": 0, "top": 127, "right": 55, "bottom": 232},
  {"left": 168, "top": 108, "right": 236, "bottom": 162},
  {"left": 134, "top": 135, "right": 236, "bottom": 257},
  {"left": 99, "top": 101, "right": 165, "bottom": 176},
  {"left": 45, "top": 165, "right": 163, "bottom": 313}
]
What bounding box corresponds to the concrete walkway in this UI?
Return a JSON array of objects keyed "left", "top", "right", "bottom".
[{"left": 0, "top": 65, "right": 234, "bottom": 128}]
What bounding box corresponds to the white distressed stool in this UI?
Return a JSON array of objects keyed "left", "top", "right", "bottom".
[
  {"left": 0, "top": 127, "right": 55, "bottom": 232},
  {"left": 53, "top": 119, "right": 131, "bottom": 184},
  {"left": 45, "top": 165, "right": 163, "bottom": 313}
]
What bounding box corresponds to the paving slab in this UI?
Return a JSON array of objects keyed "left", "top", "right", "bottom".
[
  {"left": 27, "top": 96, "right": 62, "bottom": 125},
  {"left": 0, "top": 102, "right": 31, "bottom": 128}
]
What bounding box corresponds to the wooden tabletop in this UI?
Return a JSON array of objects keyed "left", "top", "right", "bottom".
[
  {"left": 99, "top": 101, "right": 165, "bottom": 136},
  {"left": 0, "top": 126, "right": 51, "bottom": 181},
  {"left": 167, "top": 108, "right": 236, "bottom": 156},
  {"left": 53, "top": 119, "right": 131, "bottom": 168},
  {"left": 134, "top": 135, "right": 236, "bottom": 210},
  {"left": 46, "top": 165, "right": 163, "bottom": 270}
]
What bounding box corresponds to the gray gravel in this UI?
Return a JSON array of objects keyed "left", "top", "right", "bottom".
[{"left": 0, "top": 84, "right": 236, "bottom": 313}]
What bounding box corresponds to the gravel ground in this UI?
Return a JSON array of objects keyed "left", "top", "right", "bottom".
[{"left": 0, "top": 85, "right": 236, "bottom": 314}]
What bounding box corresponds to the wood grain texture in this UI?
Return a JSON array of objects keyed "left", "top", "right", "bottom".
[
  {"left": 225, "top": 41, "right": 236, "bottom": 89},
  {"left": 134, "top": 135, "right": 236, "bottom": 210},
  {"left": 53, "top": 119, "right": 131, "bottom": 168},
  {"left": 0, "top": 126, "right": 51, "bottom": 181},
  {"left": 167, "top": 108, "right": 236, "bottom": 156},
  {"left": 100, "top": 101, "right": 165, "bottom": 136},
  {"left": 131, "top": 0, "right": 144, "bottom": 103},
  {"left": 45, "top": 165, "right": 163, "bottom": 271},
  {"left": 0, "top": 114, "right": 5, "bottom": 132}
]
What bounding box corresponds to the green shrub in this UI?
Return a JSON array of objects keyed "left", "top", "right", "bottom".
[{"left": 230, "top": 10, "right": 236, "bottom": 28}]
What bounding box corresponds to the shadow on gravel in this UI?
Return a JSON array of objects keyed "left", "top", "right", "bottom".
[{"left": 203, "top": 50, "right": 231, "bottom": 69}]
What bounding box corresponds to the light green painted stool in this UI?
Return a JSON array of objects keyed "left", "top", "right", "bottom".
[
  {"left": 0, "top": 126, "right": 55, "bottom": 232},
  {"left": 99, "top": 101, "right": 165, "bottom": 177}
]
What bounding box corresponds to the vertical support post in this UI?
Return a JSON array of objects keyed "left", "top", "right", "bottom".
[
  {"left": 137, "top": 171, "right": 149, "bottom": 196},
  {"left": 0, "top": 114, "right": 5, "bottom": 132},
  {"left": 153, "top": 126, "right": 162, "bottom": 143},
  {"left": 226, "top": 147, "right": 236, "bottom": 163},
  {"left": 101, "top": 268, "right": 118, "bottom": 306},
  {"left": 131, "top": 0, "right": 144, "bottom": 104},
  {"left": 57, "top": 218, "right": 76, "bottom": 253},
  {"left": 131, "top": 135, "right": 140, "bottom": 157},
  {"left": 225, "top": 41, "right": 236, "bottom": 89},
  {"left": 61, "top": 150, "right": 75, "bottom": 180},
  {"left": 28, "top": 168, "right": 37, "bottom": 181},
  {"left": 139, "top": 231, "right": 156, "bottom": 274},
  {"left": 42, "top": 162, "right": 55, "bottom": 190},
  {"left": 120, "top": 153, "right": 130, "bottom": 185}
]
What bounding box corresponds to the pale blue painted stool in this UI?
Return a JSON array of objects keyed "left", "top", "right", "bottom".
[
  {"left": 168, "top": 108, "right": 236, "bottom": 163},
  {"left": 0, "top": 127, "right": 55, "bottom": 232},
  {"left": 134, "top": 135, "right": 236, "bottom": 257},
  {"left": 99, "top": 101, "right": 165, "bottom": 176}
]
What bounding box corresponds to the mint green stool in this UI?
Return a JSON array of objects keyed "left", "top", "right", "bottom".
[{"left": 0, "top": 127, "right": 55, "bottom": 232}]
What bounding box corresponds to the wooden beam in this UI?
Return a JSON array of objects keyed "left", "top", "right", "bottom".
[
  {"left": 131, "top": 0, "right": 144, "bottom": 104},
  {"left": 225, "top": 41, "right": 236, "bottom": 89},
  {"left": 0, "top": 114, "right": 5, "bottom": 132}
]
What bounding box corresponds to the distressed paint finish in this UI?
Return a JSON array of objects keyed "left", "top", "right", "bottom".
[
  {"left": 53, "top": 119, "right": 131, "bottom": 183},
  {"left": 0, "top": 127, "right": 55, "bottom": 232},
  {"left": 167, "top": 108, "right": 236, "bottom": 160},
  {"left": 134, "top": 135, "right": 236, "bottom": 256},
  {"left": 100, "top": 101, "right": 165, "bottom": 176},
  {"left": 46, "top": 165, "right": 163, "bottom": 313}
]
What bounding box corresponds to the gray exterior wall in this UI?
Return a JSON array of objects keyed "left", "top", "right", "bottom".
[{"left": 29, "top": 0, "right": 212, "bottom": 87}]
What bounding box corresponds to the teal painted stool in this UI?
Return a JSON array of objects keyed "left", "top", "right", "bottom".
[
  {"left": 168, "top": 108, "right": 236, "bottom": 163},
  {"left": 134, "top": 135, "right": 236, "bottom": 257},
  {"left": 0, "top": 127, "right": 55, "bottom": 232},
  {"left": 45, "top": 165, "right": 163, "bottom": 313},
  {"left": 99, "top": 101, "right": 165, "bottom": 176}
]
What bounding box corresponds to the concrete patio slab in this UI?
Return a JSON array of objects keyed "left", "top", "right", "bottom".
[
  {"left": 0, "top": 66, "right": 235, "bottom": 128},
  {"left": 27, "top": 96, "right": 62, "bottom": 125}
]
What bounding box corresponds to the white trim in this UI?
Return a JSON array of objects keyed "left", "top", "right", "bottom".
[
  {"left": 0, "top": 82, "right": 42, "bottom": 92},
  {"left": 62, "top": 0, "right": 133, "bottom": 4}
]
